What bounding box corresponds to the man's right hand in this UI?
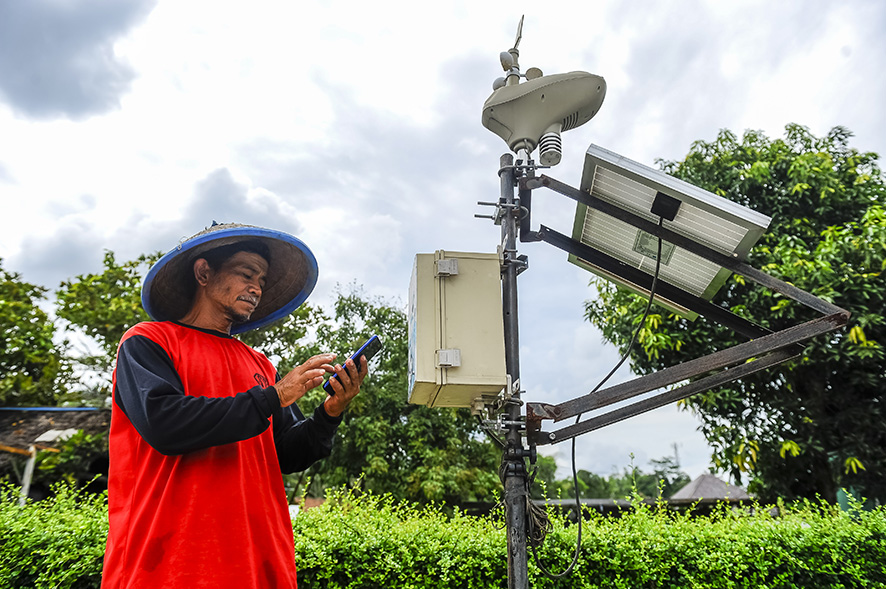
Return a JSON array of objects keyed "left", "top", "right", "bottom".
[{"left": 273, "top": 353, "right": 336, "bottom": 408}]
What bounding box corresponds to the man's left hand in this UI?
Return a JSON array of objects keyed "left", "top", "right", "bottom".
[{"left": 323, "top": 356, "right": 367, "bottom": 417}]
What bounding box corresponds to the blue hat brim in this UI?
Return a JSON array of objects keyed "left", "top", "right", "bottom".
[{"left": 141, "top": 224, "right": 318, "bottom": 334}]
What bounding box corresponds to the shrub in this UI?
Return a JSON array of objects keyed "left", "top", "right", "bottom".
[
  {"left": 294, "top": 488, "right": 886, "bottom": 588},
  {"left": 0, "top": 481, "right": 107, "bottom": 589},
  {"left": 293, "top": 487, "right": 506, "bottom": 588},
  {"left": 2, "top": 481, "right": 885, "bottom": 588},
  {"left": 529, "top": 496, "right": 886, "bottom": 588}
]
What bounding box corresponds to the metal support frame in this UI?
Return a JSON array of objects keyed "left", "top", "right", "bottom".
[
  {"left": 517, "top": 174, "right": 850, "bottom": 446},
  {"left": 498, "top": 153, "right": 530, "bottom": 589}
]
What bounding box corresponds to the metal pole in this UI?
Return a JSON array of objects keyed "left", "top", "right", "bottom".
[
  {"left": 499, "top": 153, "right": 529, "bottom": 589},
  {"left": 19, "top": 445, "right": 36, "bottom": 506}
]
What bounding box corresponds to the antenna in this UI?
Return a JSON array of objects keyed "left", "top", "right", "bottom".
[
  {"left": 482, "top": 17, "right": 607, "bottom": 165},
  {"left": 513, "top": 15, "right": 523, "bottom": 50}
]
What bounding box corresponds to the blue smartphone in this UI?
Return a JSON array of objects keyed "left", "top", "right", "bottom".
[{"left": 322, "top": 335, "right": 383, "bottom": 395}]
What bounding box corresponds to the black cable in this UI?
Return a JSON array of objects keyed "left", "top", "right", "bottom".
[
  {"left": 530, "top": 218, "right": 665, "bottom": 579},
  {"left": 587, "top": 218, "right": 666, "bottom": 398}
]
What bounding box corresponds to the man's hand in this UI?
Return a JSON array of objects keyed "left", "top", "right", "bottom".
[
  {"left": 323, "top": 356, "right": 368, "bottom": 417},
  {"left": 274, "top": 353, "right": 336, "bottom": 408}
]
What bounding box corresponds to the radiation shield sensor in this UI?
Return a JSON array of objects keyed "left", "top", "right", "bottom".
[{"left": 568, "top": 144, "right": 772, "bottom": 319}]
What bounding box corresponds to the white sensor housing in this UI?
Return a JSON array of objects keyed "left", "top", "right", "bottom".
[{"left": 482, "top": 71, "right": 606, "bottom": 158}]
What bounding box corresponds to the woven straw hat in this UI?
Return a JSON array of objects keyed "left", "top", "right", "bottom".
[{"left": 141, "top": 222, "right": 318, "bottom": 334}]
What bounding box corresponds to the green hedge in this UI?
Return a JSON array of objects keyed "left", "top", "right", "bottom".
[
  {"left": 294, "top": 489, "right": 886, "bottom": 588},
  {"left": 2, "top": 482, "right": 885, "bottom": 588},
  {"left": 0, "top": 482, "right": 106, "bottom": 588}
]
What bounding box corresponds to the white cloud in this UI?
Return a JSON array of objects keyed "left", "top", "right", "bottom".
[{"left": 0, "top": 0, "right": 156, "bottom": 119}]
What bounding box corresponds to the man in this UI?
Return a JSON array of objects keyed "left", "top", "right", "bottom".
[{"left": 101, "top": 223, "right": 365, "bottom": 588}]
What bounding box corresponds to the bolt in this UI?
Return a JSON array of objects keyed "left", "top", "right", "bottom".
[{"left": 548, "top": 432, "right": 556, "bottom": 441}]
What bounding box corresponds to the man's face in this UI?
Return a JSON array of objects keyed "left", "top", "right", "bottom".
[{"left": 203, "top": 251, "right": 269, "bottom": 324}]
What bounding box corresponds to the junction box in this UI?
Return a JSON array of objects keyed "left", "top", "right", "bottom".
[{"left": 408, "top": 251, "right": 508, "bottom": 407}]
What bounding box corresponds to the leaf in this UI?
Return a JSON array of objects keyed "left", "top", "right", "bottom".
[
  {"left": 779, "top": 440, "right": 801, "bottom": 459},
  {"left": 848, "top": 325, "right": 867, "bottom": 344},
  {"left": 844, "top": 456, "right": 866, "bottom": 475}
]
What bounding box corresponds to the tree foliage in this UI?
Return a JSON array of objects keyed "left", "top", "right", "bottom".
[
  {"left": 55, "top": 250, "right": 159, "bottom": 358},
  {"left": 0, "top": 259, "right": 71, "bottom": 405},
  {"left": 274, "top": 286, "right": 501, "bottom": 504},
  {"left": 532, "top": 453, "right": 690, "bottom": 500},
  {"left": 54, "top": 251, "right": 160, "bottom": 405},
  {"left": 584, "top": 125, "right": 886, "bottom": 503}
]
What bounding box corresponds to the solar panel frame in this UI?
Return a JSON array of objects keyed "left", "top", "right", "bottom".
[{"left": 569, "top": 144, "right": 771, "bottom": 319}]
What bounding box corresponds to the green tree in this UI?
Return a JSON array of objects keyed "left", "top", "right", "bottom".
[
  {"left": 285, "top": 287, "right": 502, "bottom": 504},
  {"left": 584, "top": 125, "right": 886, "bottom": 503},
  {"left": 542, "top": 453, "right": 690, "bottom": 500},
  {"left": 0, "top": 259, "right": 71, "bottom": 405},
  {"left": 529, "top": 454, "right": 559, "bottom": 500},
  {"left": 548, "top": 469, "right": 620, "bottom": 500},
  {"left": 641, "top": 455, "right": 692, "bottom": 498},
  {"left": 55, "top": 250, "right": 159, "bottom": 357},
  {"left": 54, "top": 251, "right": 160, "bottom": 403}
]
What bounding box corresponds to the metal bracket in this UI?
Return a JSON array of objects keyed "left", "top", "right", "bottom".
[
  {"left": 498, "top": 245, "right": 529, "bottom": 277},
  {"left": 476, "top": 198, "right": 523, "bottom": 226},
  {"left": 498, "top": 412, "right": 526, "bottom": 431},
  {"left": 499, "top": 376, "right": 524, "bottom": 403},
  {"left": 501, "top": 374, "right": 514, "bottom": 402}
]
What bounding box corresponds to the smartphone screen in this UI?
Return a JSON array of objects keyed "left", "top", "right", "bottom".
[{"left": 322, "top": 335, "right": 383, "bottom": 395}]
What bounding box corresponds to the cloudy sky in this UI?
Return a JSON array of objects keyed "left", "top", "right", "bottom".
[{"left": 1, "top": 0, "right": 884, "bottom": 480}]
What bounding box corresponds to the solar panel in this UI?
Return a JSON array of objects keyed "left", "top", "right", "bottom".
[{"left": 570, "top": 144, "right": 771, "bottom": 319}]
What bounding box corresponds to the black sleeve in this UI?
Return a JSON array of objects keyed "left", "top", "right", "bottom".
[
  {"left": 114, "top": 334, "right": 281, "bottom": 455},
  {"left": 272, "top": 376, "right": 343, "bottom": 474}
]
